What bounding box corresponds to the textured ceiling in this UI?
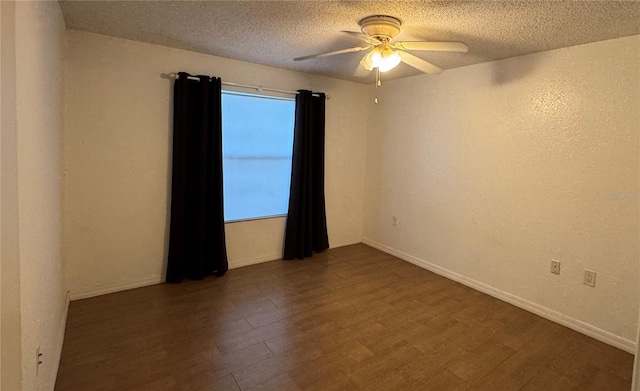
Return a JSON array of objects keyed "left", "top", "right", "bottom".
[{"left": 59, "top": 1, "right": 640, "bottom": 84}]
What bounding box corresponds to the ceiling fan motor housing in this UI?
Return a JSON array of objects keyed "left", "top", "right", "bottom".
[{"left": 359, "top": 15, "right": 402, "bottom": 40}]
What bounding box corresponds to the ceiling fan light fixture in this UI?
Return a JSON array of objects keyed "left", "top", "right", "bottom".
[
  {"left": 378, "top": 51, "right": 401, "bottom": 72},
  {"left": 370, "top": 47, "right": 382, "bottom": 67},
  {"left": 370, "top": 46, "right": 401, "bottom": 73}
]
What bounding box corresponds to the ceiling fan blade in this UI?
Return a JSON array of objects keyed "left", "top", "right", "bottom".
[
  {"left": 294, "top": 45, "right": 371, "bottom": 61},
  {"left": 341, "top": 30, "right": 380, "bottom": 45},
  {"left": 394, "top": 41, "right": 468, "bottom": 52},
  {"left": 398, "top": 51, "right": 443, "bottom": 74}
]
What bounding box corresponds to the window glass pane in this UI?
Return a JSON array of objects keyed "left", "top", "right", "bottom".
[{"left": 222, "top": 92, "right": 295, "bottom": 222}]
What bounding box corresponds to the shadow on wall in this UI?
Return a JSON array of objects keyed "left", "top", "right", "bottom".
[
  {"left": 457, "top": 31, "right": 540, "bottom": 85},
  {"left": 490, "top": 53, "right": 539, "bottom": 85},
  {"left": 411, "top": 29, "right": 541, "bottom": 85},
  {"left": 162, "top": 76, "right": 173, "bottom": 282}
]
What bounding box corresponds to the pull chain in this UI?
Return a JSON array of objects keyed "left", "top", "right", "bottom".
[{"left": 374, "top": 67, "right": 381, "bottom": 104}]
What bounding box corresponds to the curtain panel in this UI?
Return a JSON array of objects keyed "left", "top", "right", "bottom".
[
  {"left": 283, "top": 90, "right": 329, "bottom": 260},
  {"left": 166, "top": 72, "right": 228, "bottom": 282}
]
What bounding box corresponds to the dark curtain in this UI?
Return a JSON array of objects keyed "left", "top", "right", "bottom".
[
  {"left": 283, "top": 90, "right": 329, "bottom": 260},
  {"left": 166, "top": 72, "right": 228, "bottom": 283}
]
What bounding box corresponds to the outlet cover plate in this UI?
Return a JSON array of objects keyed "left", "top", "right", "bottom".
[
  {"left": 550, "top": 260, "right": 560, "bottom": 275},
  {"left": 584, "top": 269, "right": 596, "bottom": 287}
]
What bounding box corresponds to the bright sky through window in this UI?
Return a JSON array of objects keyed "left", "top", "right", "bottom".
[{"left": 222, "top": 91, "right": 295, "bottom": 222}]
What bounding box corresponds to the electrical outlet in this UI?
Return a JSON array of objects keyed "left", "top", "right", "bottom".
[
  {"left": 392, "top": 216, "right": 398, "bottom": 227},
  {"left": 36, "top": 346, "right": 43, "bottom": 375},
  {"left": 550, "top": 260, "right": 560, "bottom": 275},
  {"left": 583, "top": 270, "right": 596, "bottom": 287}
]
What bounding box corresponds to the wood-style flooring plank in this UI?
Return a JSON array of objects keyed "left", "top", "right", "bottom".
[{"left": 55, "top": 244, "right": 633, "bottom": 391}]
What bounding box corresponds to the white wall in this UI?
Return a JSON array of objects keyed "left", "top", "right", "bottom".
[
  {"left": 15, "top": 2, "right": 67, "bottom": 390},
  {"left": 1, "top": 2, "right": 23, "bottom": 389},
  {"left": 1, "top": 1, "right": 67, "bottom": 390},
  {"left": 63, "top": 30, "right": 369, "bottom": 298},
  {"left": 364, "top": 35, "right": 640, "bottom": 351}
]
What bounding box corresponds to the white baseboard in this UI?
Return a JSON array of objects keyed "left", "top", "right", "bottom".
[
  {"left": 67, "top": 255, "right": 281, "bottom": 300},
  {"left": 329, "top": 240, "right": 363, "bottom": 250},
  {"left": 229, "top": 254, "right": 281, "bottom": 269},
  {"left": 67, "top": 240, "right": 365, "bottom": 301},
  {"left": 362, "top": 237, "right": 636, "bottom": 354},
  {"left": 227, "top": 240, "right": 364, "bottom": 269},
  {"left": 68, "top": 276, "right": 164, "bottom": 301}
]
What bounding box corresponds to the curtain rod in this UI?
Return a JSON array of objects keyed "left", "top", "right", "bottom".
[{"left": 165, "top": 73, "right": 329, "bottom": 99}]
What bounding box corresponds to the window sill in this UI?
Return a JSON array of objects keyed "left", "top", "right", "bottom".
[{"left": 224, "top": 214, "right": 287, "bottom": 224}]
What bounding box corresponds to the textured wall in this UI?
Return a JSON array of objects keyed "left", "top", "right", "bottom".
[
  {"left": 1, "top": 1, "right": 23, "bottom": 389},
  {"left": 63, "top": 30, "right": 368, "bottom": 297},
  {"left": 0, "top": 1, "right": 67, "bottom": 390},
  {"left": 364, "top": 35, "right": 639, "bottom": 344}
]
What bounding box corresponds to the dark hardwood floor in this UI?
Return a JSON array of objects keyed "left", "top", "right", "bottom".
[{"left": 55, "top": 244, "right": 634, "bottom": 391}]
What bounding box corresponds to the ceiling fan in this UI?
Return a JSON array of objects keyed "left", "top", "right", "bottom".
[{"left": 294, "top": 15, "right": 468, "bottom": 76}]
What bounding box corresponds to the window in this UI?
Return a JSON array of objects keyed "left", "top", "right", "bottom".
[{"left": 222, "top": 91, "right": 295, "bottom": 222}]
